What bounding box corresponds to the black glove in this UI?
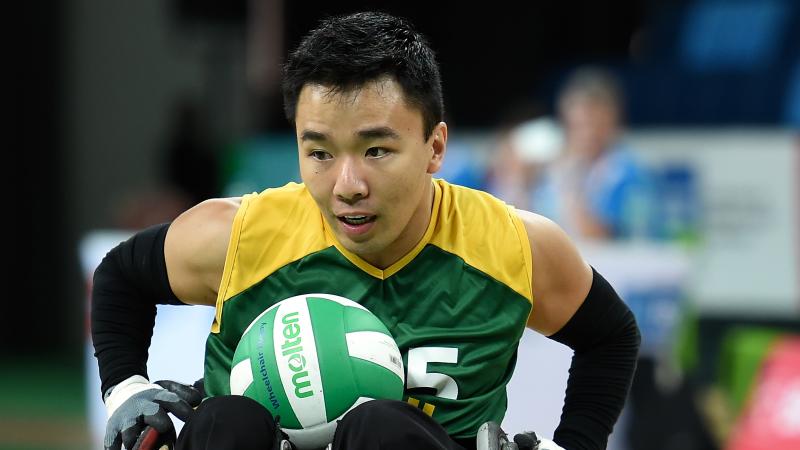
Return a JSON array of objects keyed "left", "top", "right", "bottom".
[{"left": 103, "top": 375, "right": 203, "bottom": 450}]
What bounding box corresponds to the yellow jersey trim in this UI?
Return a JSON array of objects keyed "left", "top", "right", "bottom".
[
  {"left": 212, "top": 193, "right": 252, "bottom": 333},
  {"left": 429, "top": 181, "right": 533, "bottom": 303},
  {"left": 212, "top": 183, "right": 331, "bottom": 333},
  {"left": 509, "top": 204, "right": 534, "bottom": 306},
  {"left": 323, "top": 180, "right": 442, "bottom": 280}
]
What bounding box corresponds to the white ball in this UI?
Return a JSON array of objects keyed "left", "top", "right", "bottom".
[{"left": 230, "top": 293, "right": 405, "bottom": 449}]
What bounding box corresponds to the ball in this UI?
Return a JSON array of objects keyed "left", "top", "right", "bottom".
[{"left": 229, "top": 293, "right": 405, "bottom": 449}]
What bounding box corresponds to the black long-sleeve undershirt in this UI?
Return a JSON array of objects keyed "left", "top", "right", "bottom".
[
  {"left": 547, "top": 268, "right": 641, "bottom": 450},
  {"left": 91, "top": 223, "right": 184, "bottom": 397}
]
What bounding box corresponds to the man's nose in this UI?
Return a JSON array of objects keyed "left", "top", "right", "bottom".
[{"left": 332, "top": 157, "right": 368, "bottom": 203}]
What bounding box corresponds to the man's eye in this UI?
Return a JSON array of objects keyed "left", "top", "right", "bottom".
[
  {"left": 366, "top": 147, "right": 388, "bottom": 158},
  {"left": 310, "top": 150, "right": 332, "bottom": 160}
]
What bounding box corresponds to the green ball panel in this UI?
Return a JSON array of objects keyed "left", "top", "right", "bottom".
[
  {"left": 306, "top": 297, "right": 360, "bottom": 421},
  {"left": 350, "top": 357, "right": 405, "bottom": 401},
  {"left": 343, "top": 305, "right": 394, "bottom": 335}
]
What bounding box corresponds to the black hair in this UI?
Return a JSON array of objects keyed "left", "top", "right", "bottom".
[{"left": 282, "top": 11, "right": 443, "bottom": 139}]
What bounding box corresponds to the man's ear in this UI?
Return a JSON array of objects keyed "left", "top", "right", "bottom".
[{"left": 427, "top": 122, "right": 448, "bottom": 174}]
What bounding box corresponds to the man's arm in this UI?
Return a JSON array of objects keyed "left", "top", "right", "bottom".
[
  {"left": 91, "top": 198, "right": 238, "bottom": 450},
  {"left": 518, "top": 210, "right": 640, "bottom": 450},
  {"left": 92, "top": 197, "right": 238, "bottom": 395},
  {"left": 520, "top": 211, "right": 593, "bottom": 336},
  {"left": 165, "top": 197, "right": 240, "bottom": 306}
]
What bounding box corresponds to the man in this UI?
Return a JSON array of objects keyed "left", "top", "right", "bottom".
[
  {"left": 93, "top": 12, "right": 639, "bottom": 450},
  {"left": 531, "top": 67, "right": 654, "bottom": 240}
]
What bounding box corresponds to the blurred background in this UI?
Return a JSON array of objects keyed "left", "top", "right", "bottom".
[{"left": 7, "top": 0, "right": 799, "bottom": 449}]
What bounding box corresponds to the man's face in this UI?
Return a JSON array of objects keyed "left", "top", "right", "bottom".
[
  {"left": 561, "top": 95, "right": 620, "bottom": 159},
  {"left": 295, "top": 78, "right": 446, "bottom": 268}
]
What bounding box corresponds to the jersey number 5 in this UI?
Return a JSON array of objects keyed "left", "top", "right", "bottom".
[{"left": 406, "top": 347, "right": 459, "bottom": 400}]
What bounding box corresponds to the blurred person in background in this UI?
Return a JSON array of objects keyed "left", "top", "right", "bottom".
[
  {"left": 532, "top": 66, "right": 655, "bottom": 241},
  {"left": 486, "top": 117, "right": 564, "bottom": 211}
]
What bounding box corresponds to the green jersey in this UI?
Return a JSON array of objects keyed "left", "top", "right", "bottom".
[{"left": 204, "top": 179, "right": 534, "bottom": 438}]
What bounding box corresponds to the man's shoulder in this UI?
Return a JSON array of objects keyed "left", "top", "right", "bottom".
[
  {"left": 173, "top": 197, "right": 241, "bottom": 235},
  {"left": 235, "top": 182, "right": 325, "bottom": 244},
  {"left": 432, "top": 179, "right": 534, "bottom": 302},
  {"left": 513, "top": 209, "right": 563, "bottom": 245},
  {"left": 434, "top": 178, "right": 527, "bottom": 240}
]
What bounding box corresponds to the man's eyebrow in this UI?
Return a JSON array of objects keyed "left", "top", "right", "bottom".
[
  {"left": 300, "top": 130, "right": 328, "bottom": 142},
  {"left": 357, "top": 126, "right": 401, "bottom": 140},
  {"left": 300, "top": 127, "right": 402, "bottom": 142}
]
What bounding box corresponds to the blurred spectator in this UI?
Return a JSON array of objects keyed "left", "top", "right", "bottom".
[
  {"left": 531, "top": 66, "right": 656, "bottom": 240},
  {"left": 485, "top": 116, "right": 563, "bottom": 209}
]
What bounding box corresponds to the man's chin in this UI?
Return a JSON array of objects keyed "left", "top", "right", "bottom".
[
  {"left": 336, "top": 230, "right": 382, "bottom": 254},
  {"left": 339, "top": 236, "right": 375, "bottom": 254}
]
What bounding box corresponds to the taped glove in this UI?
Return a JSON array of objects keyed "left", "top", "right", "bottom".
[
  {"left": 512, "top": 432, "right": 565, "bottom": 450},
  {"left": 476, "top": 422, "right": 566, "bottom": 450},
  {"left": 476, "top": 421, "right": 516, "bottom": 450},
  {"left": 104, "top": 375, "right": 202, "bottom": 450}
]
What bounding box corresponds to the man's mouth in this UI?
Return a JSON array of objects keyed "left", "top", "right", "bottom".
[{"left": 338, "top": 215, "right": 377, "bottom": 226}]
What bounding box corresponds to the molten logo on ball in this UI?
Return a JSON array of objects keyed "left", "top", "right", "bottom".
[{"left": 280, "top": 311, "right": 313, "bottom": 398}]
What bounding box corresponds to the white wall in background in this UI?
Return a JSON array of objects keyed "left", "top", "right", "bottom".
[{"left": 628, "top": 129, "right": 798, "bottom": 316}]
